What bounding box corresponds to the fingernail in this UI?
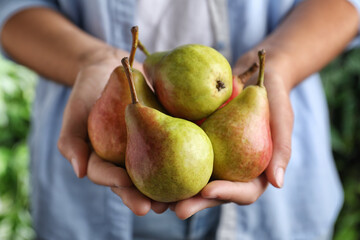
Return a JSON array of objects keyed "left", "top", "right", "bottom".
[
  {"left": 275, "top": 167, "right": 284, "bottom": 188},
  {"left": 71, "top": 158, "right": 80, "bottom": 178}
]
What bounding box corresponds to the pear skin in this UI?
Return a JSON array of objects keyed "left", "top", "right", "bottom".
[
  {"left": 125, "top": 104, "right": 214, "bottom": 202},
  {"left": 222, "top": 62, "right": 259, "bottom": 108},
  {"left": 122, "top": 57, "right": 214, "bottom": 202},
  {"left": 143, "top": 51, "right": 167, "bottom": 86},
  {"left": 144, "top": 44, "right": 232, "bottom": 121},
  {"left": 201, "top": 50, "right": 272, "bottom": 182},
  {"left": 88, "top": 67, "right": 163, "bottom": 166},
  {"left": 194, "top": 62, "right": 259, "bottom": 126},
  {"left": 87, "top": 26, "right": 164, "bottom": 166}
]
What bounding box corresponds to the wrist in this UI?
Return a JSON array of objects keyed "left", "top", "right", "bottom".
[
  {"left": 71, "top": 46, "right": 128, "bottom": 87},
  {"left": 234, "top": 46, "right": 295, "bottom": 94},
  {"left": 252, "top": 46, "right": 295, "bottom": 93},
  {"left": 78, "top": 46, "right": 125, "bottom": 69}
]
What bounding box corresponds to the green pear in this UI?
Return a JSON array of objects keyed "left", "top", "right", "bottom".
[
  {"left": 201, "top": 50, "right": 272, "bottom": 182},
  {"left": 143, "top": 44, "right": 233, "bottom": 121},
  {"left": 122, "top": 57, "right": 214, "bottom": 202},
  {"left": 88, "top": 26, "right": 163, "bottom": 166},
  {"left": 141, "top": 51, "right": 167, "bottom": 86}
]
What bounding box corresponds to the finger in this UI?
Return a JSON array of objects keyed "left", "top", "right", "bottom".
[
  {"left": 58, "top": 97, "right": 90, "bottom": 178},
  {"left": 111, "top": 186, "right": 151, "bottom": 216},
  {"left": 57, "top": 135, "right": 89, "bottom": 178},
  {"left": 201, "top": 175, "right": 268, "bottom": 204},
  {"left": 169, "top": 203, "right": 176, "bottom": 211},
  {"left": 87, "top": 152, "right": 132, "bottom": 188},
  {"left": 173, "top": 194, "right": 223, "bottom": 220},
  {"left": 265, "top": 80, "right": 294, "bottom": 188},
  {"left": 151, "top": 201, "right": 169, "bottom": 214}
]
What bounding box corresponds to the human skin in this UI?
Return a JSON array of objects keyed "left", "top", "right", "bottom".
[{"left": 1, "top": 0, "right": 358, "bottom": 219}]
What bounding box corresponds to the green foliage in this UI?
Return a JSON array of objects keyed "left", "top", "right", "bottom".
[
  {"left": 320, "top": 48, "right": 360, "bottom": 240},
  {"left": 0, "top": 55, "right": 36, "bottom": 240}
]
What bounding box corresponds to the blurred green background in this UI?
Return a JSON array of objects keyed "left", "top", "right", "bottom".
[
  {"left": 0, "top": 48, "right": 359, "bottom": 239},
  {"left": 0, "top": 55, "right": 36, "bottom": 240}
]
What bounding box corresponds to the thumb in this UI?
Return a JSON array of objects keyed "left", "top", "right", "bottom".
[
  {"left": 265, "top": 79, "right": 294, "bottom": 188},
  {"left": 58, "top": 97, "right": 90, "bottom": 178},
  {"left": 58, "top": 135, "right": 89, "bottom": 178}
]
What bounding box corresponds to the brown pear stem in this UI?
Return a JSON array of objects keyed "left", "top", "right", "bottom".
[
  {"left": 129, "top": 26, "right": 139, "bottom": 68},
  {"left": 121, "top": 57, "right": 139, "bottom": 104},
  {"left": 236, "top": 62, "right": 259, "bottom": 84},
  {"left": 138, "top": 40, "right": 151, "bottom": 57},
  {"left": 257, "top": 49, "right": 266, "bottom": 87}
]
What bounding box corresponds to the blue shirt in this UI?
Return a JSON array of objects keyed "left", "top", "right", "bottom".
[{"left": 1, "top": 1, "right": 359, "bottom": 239}]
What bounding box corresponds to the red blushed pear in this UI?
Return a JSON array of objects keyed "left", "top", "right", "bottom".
[
  {"left": 122, "top": 57, "right": 214, "bottom": 203},
  {"left": 87, "top": 26, "right": 164, "bottom": 166},
  {"left": 201, "top": 50, "right": 272, "bottom": 182}
]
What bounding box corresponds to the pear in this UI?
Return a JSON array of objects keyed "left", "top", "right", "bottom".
[
  {"left": 194, "top": 62, "right": 259, "bottom": 126},
  {"left": 122, "top": 57, "right": 214, "bottom": 202},
  {"left": 142, "top": 44, "right": 232, "bottom": 121},
  {"left": 201, "top": 50, "right": 272, "bottom": 182},
  {"left": 222, "top": 62, "right": 259, "bottom": 108},
  {"left": 87, "top": 26, "right": 163, "bottom": 166}
]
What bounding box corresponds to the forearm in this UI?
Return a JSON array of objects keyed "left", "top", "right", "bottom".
[
  {"left": 0, "top": 7, "right": 124, "bottom": 86},
  {"left": 245, "top": 0, "right": 359, "bottom": 91}
]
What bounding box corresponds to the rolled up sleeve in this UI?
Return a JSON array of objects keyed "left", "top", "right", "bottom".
[{"left": 0, "top": 0, "right": 58, "bottom": 58}]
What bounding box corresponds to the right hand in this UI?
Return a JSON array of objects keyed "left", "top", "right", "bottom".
[{"left": 57, "top": 47, "right": 168, "bottom": 215}]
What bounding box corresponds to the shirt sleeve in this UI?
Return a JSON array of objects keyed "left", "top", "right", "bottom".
[{"left": 0, "top": 0, "right": 59, "bottom": 59}]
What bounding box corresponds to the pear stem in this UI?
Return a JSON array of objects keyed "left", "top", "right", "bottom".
[
  {"left": 257, "top": 49, "right": 266, "bottom": 87},
  {"left": 138, "top": 40, "right": 151, "bottom": 57},
  {"left": 236, "top": 62, "right": 259, "bottom": 84},
  {"left": 121, "top": 57, "right": 139, "bottom": 104},
  {"left": 129, "top": 26, "right": 139, "bottom": 68}
]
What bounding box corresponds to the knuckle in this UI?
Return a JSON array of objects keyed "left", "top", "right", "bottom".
[
  {"left": 111, "top": 176, "right": 123, "bottom": 188},
  {"left": 111, "top": 168, "right": 132, "bottom": 188},
  {"left": 57, "top": 138, "right": 63, "bottom": 152},
  {"left": 86, "top": 156, "right": 98, "bottom": 181},
  {"left": 278, "top": 143, "right": 292, "bottom": 161},
  {"left": 57, "top": 136, "right": 67, "bottom": 155},
  {"left": 110, "top": 187, "right": 118, "bottom": 195},
  {"left": 243, "top": 195, "right": 258, "bottom": 205}
]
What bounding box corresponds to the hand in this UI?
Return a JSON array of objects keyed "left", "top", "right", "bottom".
[
  {"left": 170, "top": 50, "right": 294, "bottom": 219},
  {"left": 233, "top": 50, "right": 294, "bottom": 189},
  {"left": 170, "top": 175, "right": 268, "bottom": 220},
  {"left": 88, "top": 152, "right": 169, "bottom": 215},
  {"left": 57, "top": 48, "right": 166, "bottom": 216}
]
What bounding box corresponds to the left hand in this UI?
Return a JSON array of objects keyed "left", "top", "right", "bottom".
[
  {"left": 170, "top": 175, "right": 268, "bottom": 220},
  {"left": 171, "top": 50, "right": 294, "bottom": 220}
]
